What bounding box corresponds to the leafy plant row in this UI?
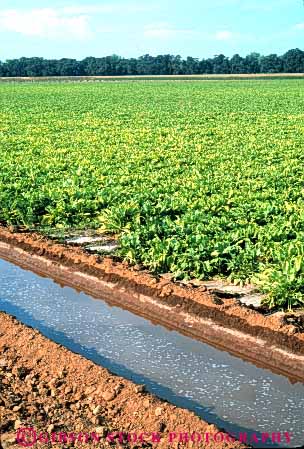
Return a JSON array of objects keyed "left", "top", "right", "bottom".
[{"left": 0, "top": 80, "right": 303, "bottom": 309}]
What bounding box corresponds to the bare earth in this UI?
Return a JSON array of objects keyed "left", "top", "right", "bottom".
[
  {"left": 0, "top": 227, "right": 303, "bottom": 381},
  {"left": 0, "top": 312, "right": 245, "bottom": 449},
  {"left": 0, "top": 227, "right": 303, "bottom": 448}
]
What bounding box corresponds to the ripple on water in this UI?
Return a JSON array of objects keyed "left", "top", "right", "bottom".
[{"left": 0, "top": 259, "right": 303, "bottom": 448}]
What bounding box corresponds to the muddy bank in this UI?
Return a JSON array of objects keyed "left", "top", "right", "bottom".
[
  {"left": 0, "top": 312, "right": 247, "bottom": 449},
  {"left": 0, "top": 227, "right": 303, "bottom": 381}
]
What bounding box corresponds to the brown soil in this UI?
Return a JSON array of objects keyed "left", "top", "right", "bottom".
[
  {"left": 0, "top": 312, "right": 246, "bottom": 449},
  {"left": 0, "top": 226, "right": 303, "bottom": 382}
]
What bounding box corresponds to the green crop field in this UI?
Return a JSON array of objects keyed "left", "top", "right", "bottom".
[{"left": 0, "top": 80, "right": 303, "bottom": 309}]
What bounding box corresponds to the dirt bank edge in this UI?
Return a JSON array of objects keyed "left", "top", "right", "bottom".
[
  {"left": 0, "top": 311, "right": 247, "bottom": 449},
  {"left": 0, "top": 227, "right": 303, "bottom": 381}
]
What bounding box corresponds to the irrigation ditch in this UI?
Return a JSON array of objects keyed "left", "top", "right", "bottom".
[{"left": 0, "top": 227, "right": 304, "bottom": 448}]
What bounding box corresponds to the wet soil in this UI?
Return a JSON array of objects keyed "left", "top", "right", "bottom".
[
  {"left": 0, "top": 312, "right": 245, "bottom": 449},
  {"left": 0, "top": 227, "right": 304, "bottom": 355}
]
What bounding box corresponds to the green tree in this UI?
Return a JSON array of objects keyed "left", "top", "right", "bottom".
[
  {"left": 282, "top": 48, "right": 304, "bottom": 73},
  {"left": 230, "top": 54, "right": 245, "bottom": 73},
  {"left": 244, "top": 52, "right": 261, "bottom": 73},
  {"left": 260, "top": 54, "right": 283, "bottom": 73},
  {"left": 213, "top": 54, "right": 231, "bottom": 74}
]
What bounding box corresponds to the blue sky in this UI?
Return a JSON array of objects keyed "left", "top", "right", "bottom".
[{"left": 1, "top": 0, "right": 303, "bottom": 60}]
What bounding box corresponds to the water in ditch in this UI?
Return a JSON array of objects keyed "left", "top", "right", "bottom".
[{"left": 0, "top": 258, "right": 303, "bottom": 448}]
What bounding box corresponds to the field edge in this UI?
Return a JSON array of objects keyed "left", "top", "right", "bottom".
[{"left": 0, "top": 226, "right": 303, "bottom": 382}]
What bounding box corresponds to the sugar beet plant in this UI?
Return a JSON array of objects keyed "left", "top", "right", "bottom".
[{"left": 0, "top": 80, "right": 303, "bottom": 309}]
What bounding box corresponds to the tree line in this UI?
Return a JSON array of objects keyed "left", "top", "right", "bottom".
[{"left": 1, "top": 48, "right": 303, "bottom": 77}]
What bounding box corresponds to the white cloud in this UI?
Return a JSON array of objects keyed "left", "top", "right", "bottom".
[
  {"left": 0, "top": 4, "right": 157, "bottom": 41},
  {"left": 211, "top": 0, "right": 290, "bottom": 10},
  {"left": 0, "top": 8, "right": 92, "bottom": 40},
  {"left": 61, "top": 5, "right": 117, "bottom": 15},
  {"left": 144, "top": 23, "right": 195, "bottom": 39},
  {"left": 295, "top": 23, "right": 304, "bottom": 30},
  {"left": 215, "top": 30, "right": 233, "bottom": 41},
  {"left": 62, "top": 4, "right": 154, "bottom": 15}
]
